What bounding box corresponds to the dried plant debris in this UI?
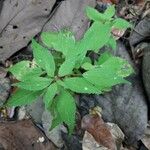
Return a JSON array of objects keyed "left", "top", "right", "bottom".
[
  {"left": 0, "top": 119, "right": 57, "bottom": 150},
  {"left": 81, "top": 112, "right": 125, "bottom": 150},
  {"left": 82, "top": 114, "right": 116, "bottom": 150},
  {"left": 82, "top": 131, "right": 108, "bottom": 150},
  {"left": 0, "top": 0, "right": 56, "bottom": 61},
  {"left": 119, "top": 0, "right": 149, "bottom": 20},
  {"left": 106, "top": 123, "right": 124, "bottom": 149}
]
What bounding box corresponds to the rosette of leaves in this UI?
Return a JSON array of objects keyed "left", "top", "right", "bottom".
[{"left": 6, "top": 5, "right": 133, "bottom": 133}]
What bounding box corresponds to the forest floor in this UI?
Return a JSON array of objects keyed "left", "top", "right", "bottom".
[{"left": 0, "top": 0, "right": 150, "bottom": 150}]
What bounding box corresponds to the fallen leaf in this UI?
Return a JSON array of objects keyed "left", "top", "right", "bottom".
[
  {"left": 141, "top": 122, "right": 150, "bottom": 150},
  {"left": 81, "top": 114, "right": 116, "bottom": 150},
  {"left": 129, "top": 15, "right": 150, "bottom": 47},
  {"left": 111, "top": 28, "right": 126, "bottom": 40},
  {"left": 106, "top": 123, "right": 124, "bottom": 149},
  {"left": 0, "top": 119, "right": 57, "bottom": 150},
  {"left": 82, "top": 122, "right": 125, "bottom": 150},
  {"left": 82, "top": 131, "right": 108, "bottom": 150},
  {"left": 0, "top": 0, "right": 56, "bottom": 61}
]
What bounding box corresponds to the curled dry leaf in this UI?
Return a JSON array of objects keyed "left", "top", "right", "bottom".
[
  {"left": 106, "top": 123, "right": 124, "bottom": 149},
  {"left": 82, "top": 131, "right": 108, "bottom": 150},
  {"left": 81, "top": 114, "right": 116, "bottom": 150},
  {"left": 111, "top": 28, "right": 125, "bottom": 40}
]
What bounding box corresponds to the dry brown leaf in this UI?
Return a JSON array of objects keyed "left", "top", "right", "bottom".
[
  {"left": 81, "top": 114, "right": 116, "bottom": 150},
  {"left": 0, "top": 0, "right": 56, "bottom": 61},
  {"left": 82, "top": 131, "right": 108, "bottom": 150},
  {"left": 111, "top": 28, "right": 126, "bottom": 40},
  {"left": 0, "top": 119, "right": 57, "bottom": 150},
  {"left": 136, "top": 0, "right": 145, "bottom": 5}
]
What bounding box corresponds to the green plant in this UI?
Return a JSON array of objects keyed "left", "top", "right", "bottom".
[{"left": 7, "top": 5, "right": 133, "bottom": 133}]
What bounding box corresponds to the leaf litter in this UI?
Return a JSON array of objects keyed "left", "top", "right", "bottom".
[{"left": 0, "top": 0, "right": 149, "bottom": 149}]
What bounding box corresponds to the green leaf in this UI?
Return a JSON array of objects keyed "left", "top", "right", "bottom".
[
  {"left": 56, "top": 80, "right": 67, "bottom": 88},
  {"left": 31, "top": 39, "right": 55, "bottom": 77},
  {"left": 50, "top": 96, "right": 59, "bottom": 116},
  {"left": 49, "top": 96, "right": 62, "bottom": 130},
  {"left": 8, "top": 61, "right": 44, "bottom": 80},
  {"left": 14, "top": 77, "right": 52, "bottom": 91},
  {"left": 6, "top": 89, "right": 41, "bottom": 107},
  {"left": 63, "top": 77, "right": 101, "bottom": 94},
  {"left": 81, "top": 62, "right": 94, "bottom": 70},
  {"left": 75, "top": 56, "right": 92, "bottom": 69},
  {"left": 41, "top": 32, "right": 58, "bottom": 48},
  {"left": 50, "top": 114, "right": 62, "bottom": 130},
  {"left": 97, "top": 52, "right": 113, "bottom": 65},
  {"left": 8, "top": 61, "right": 30, "bottom": 80},
  {"left": 83, "top": 56, "right": 133, "bottom": 91},
  {"left": 44, "top": 83, "right": 58, "bottom": 109},
  {"left": 113, "top": 18, "right": 132, "bottom": 29},
  {"left": 56, "top": 89, "right": 76, "bottom": 133},
  {"left": 58, "top": 58, "right": 76, "bottom": 77},
  {"left": 73, "top": 48, "right": 87, "bottom": 69},
  {"left": 41, "top": 31, "right": 76, "bottom": 57},
  {"left": 86, "top": 6, "right": 106, "bottom": 22},
  {"left": 107, "top": 36, "right": 117, "bottom": 50},
  {"left": 104, "top": 5, "right": 115, "bottom": 19},
  {"left": 82, "top": 57, "right": 92, "bottom": 64},
  {"left": 81, "top": 22, "right": 111, "bottom": 52},
  {"left": 23, "top": 67, "right": 44, "bottom": 79},
  {"left": 86, "top": 6, "right": 115, "bottom": 22}
]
